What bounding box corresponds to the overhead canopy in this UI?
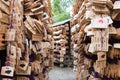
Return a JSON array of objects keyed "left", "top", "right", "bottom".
[{"left": 52, "top": 19, "right": 71, "bottom": 27}]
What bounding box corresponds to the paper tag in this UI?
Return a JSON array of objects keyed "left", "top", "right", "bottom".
[
  {"left": 91, "top": 17, "right": 109, "bottom": 28},
  {"left": 113, "top": 1, "right": 120, "bottom": 9},
  {"left": 105, "top": 16, "right": 113, "bottom": 25},
  {"left": 1, "top": 66, "right": 14, "bottom": 77},
  {"left": 5, "top": 29, "right": 16, "bottom": 41},
  {"left": 114, "top": 43, "right": 120, "bottom": 48},
  {"left": 97, "top": 52, "right": 106, "bottom": 61}
]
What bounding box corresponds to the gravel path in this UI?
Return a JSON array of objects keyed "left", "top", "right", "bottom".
[{"left": 49, "top": 66, "right": 76, "bottom": 80}]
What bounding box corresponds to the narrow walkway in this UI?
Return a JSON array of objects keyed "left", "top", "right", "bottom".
[{"left": 49, "top": 66, "right": 76, "bottom": 80}]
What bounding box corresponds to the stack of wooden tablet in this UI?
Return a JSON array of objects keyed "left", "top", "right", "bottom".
[
  {"left": 53, "top": 23, "right": 70, "bottom": 67},
  {"left": 0, "top": 0, "right": 10, "bottom": 50},
  {"left": 0, "top": 0, "right": 54, "bottom": 80},
  {"left": 53, "top": 25, "right": 64, "bottom": 64},
  {"left": 71, "top": 0, "right": 120, "bottom": 80}
]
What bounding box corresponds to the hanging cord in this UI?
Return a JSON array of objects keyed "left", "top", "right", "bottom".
[
  {"left": 101, "top": 30, "right": 103, "bottom": 49},
  {"left": 6, "top": 0, "right": 15, "bottom": 66},
  {"left": 10, "top": 0, "right": 15, "bottom": 29}
]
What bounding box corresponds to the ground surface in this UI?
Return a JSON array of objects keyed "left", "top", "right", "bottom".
[{"left": 49, "top": 66, "right": 76, "bottom": 80}]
